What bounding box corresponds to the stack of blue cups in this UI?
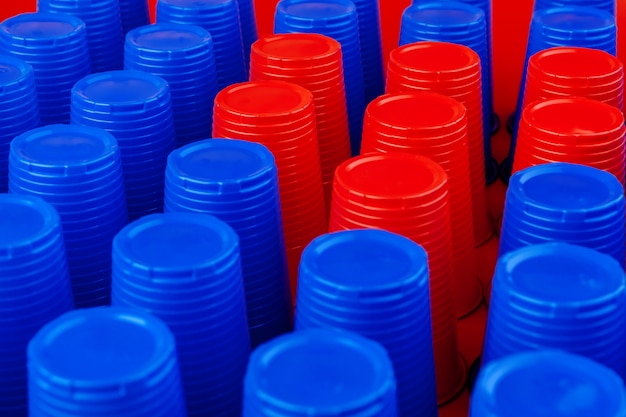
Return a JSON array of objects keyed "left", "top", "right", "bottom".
[
  {"left": 111, "top": 213, "right": 251, "bottom": 417},
  {"left": 237, "top": 0, "right": 258, "bottom": 70},
  {"left": 0, "top": 55, "right": 39, "bottom": 193},
  {"left": 0, "top": 194, "right": 74, "bottom": 414},
  {"left": 124, "top": 23, "right": 219, "bottom": 148},
  {"left": 482, "top": 243, "right": 626, "bottom": 380},
  {"left": 70, "top": 70, "right": 176, "bottom": 221},
  {"left": 0, "top": 13, "right": 91, "bottom": 125},
  {"left": 156, "top": 0, "right": 248, "bottom": 90},
  {"left": 534, "top": 0, "right": 615, "bottom": 14},
  {"left": 164, "top": 139, "right": 292, "bottom": 348},
  {"left": 295, "top": 230, "right": 438, "bottom": 417},
  {"left": 499, "top": 163, "right": 625, "bottom": 266},
  {"left": 399, "top": 1, "right": 497, "bottom": 184},
  {"left": 275, "top": 0, "right": 366, "bottom": 156},
  {"left": 37, "top": 0, "right": 124, "bottom": 72},
  {"left": 27, "top": 307, "right": 188, "bottom": 417},
  {"left": 119, "top": 0, "right": 150, "bottom": 34},
  {"left": 470, "top": 350, "right": 626, "bottom": 417},
  {"left": 351, "top": 0, "right": 385, "bottom": 103},
  {"left": 8, "top": 125, "right": 129, "bottom": 308},
  {"left": 243, "top": 329, "right": 399, "bottom": 417},
  {"left": 503, "top": 5, "right": 617, "bottom": 180}
]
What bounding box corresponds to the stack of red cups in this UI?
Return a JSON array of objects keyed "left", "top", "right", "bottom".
[
  {"left": 387, "top": 41, "right": 492, "bottom": 246},
  {"left": 213, "top": 81, "right": 327, "bottom": 298},
  {"left": 249, "top": 33, "right": 351, "bottom": 211},
  {"left": 512, "top": 97, "right": 626, "bottom": 184},
  {"left": 328, "top": 152, "right": 467, "bottom": 405},
  {"left": 361, "top": 92, "right": 481, "bottom": 317}
]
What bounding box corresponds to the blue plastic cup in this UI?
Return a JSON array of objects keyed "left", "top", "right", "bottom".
[
  {"left": 243, "top": 329, "right": 398, "bottom": 416},
  {"left": 400, "top": 1, "right": 497, "bottom": 184},
  {"left": 27, "top": 307, "right": 187, "bottom": 417},
  {"left": 70, "top": 70, "right": 176, "bottom": 220},
  {"left": 294, "top": 229, "right": 438, "bottom": 417},
  {"left": 482, "top": 243, "right": 626, "bottom": 380},
  {"left": 124, "top": 23, "right": 219, "bottom": 148},
  {"left": 0, "top": 56, "right": 40, "bottom": 193},
  {"left": 0, "top": 194, "right": 74, "bottom": 414},
  {"left": 111, "top": 212, "right": 251, "bottom": 417},
  {"left": 237, "top": 0, "right": 257, "bottom": 70},
  {"left": 275, "top": 0, "right": 366, "bottom": 156},
  {"left": 164, "top": 138, "right": 292, "bottom": 347},
  {"left": 470, "top": 350, "right": 626, "bottom": 417},
  {"left": 499, "top": 163, "right": 625, "bottom": 265},
  {"left": 0, "top": 13, "right": 91, "bottom": 125},
  {"left": 533, "top": 0, "right": 615, "bottom": 14},
  {"left": 8, "top": 124, "right": 129, "bottom": 308},
  {"left": 37, "top": 0, "right": 124, "bottom": 72},
  {"left": 502, "top": 6, "right": 617, "bottom": 181},
  {"left": 119, "top": 0, "right": 150, "bottom": 34},
  {"left": 156, "top": 0, "right": 247, "bottom": 90}
]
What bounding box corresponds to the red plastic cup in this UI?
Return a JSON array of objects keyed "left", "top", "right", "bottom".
[
  {"left": 387, "top": 41, "right": 492, "bottom": 246},
  {"left": 512, "top": 97, "right": 626, "bottom": 183},
  {"left": 328, "top": 152, "right": 467, "bottom": 404},
  {"left": 361, "top": 92, "right": 482, "bottom": 318},
  {"left": 213, "top": 80, "right": 327, "bottom": 298},
  {"left": 523, "top": 47, "right": 624, "bottom": 113},
  {"left": 250, "top": 34, "right": 351, "bottom": 212}
]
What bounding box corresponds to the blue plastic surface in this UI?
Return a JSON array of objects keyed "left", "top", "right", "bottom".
[
  {"left": 0, "top": 55, "right": 40, "bottom": 193},
  {"left": 483, "top": 243, "right": 626, "bottom": 379},
  {"left": 275, "top": 0, "right": 366, "bottom": 156},
  {"left": 0, "top": 193, "right": 73, "bottom": 414},
  {"left": 504, "top": 6, "right": 617, "bottom": 179},
  {"left": 471, "top": 350, "right": 626, "bottom": 417},
  {"left": 156, "top": 0, "right": 247, "bottom": 90},
  {"left": 111, "top": 212, "right": 251, "bottom": 417},
  {"left": 295, "top": 229, "right": 437, "bottom": 417},
  {"left": 500, "top": 163, "right": 625, "bottom": 265},
  {"left": 70, "top": 70, "right": 175, "bottom": 220},
  {"left": 244, "top": 329, "right": 398, "bottom": 416},
  {"left": 164, "top": 139, "right": 292, "bottom": 347},
  {"left": 119, "top": 0, "right": 150, "bottom": 34},
  {"left": 237, "top": 0, "right": 258, "bottom": 70},
  {"left": 125, "top": 23, "right": 218, "bottom": 148},
  {"left": 400, "top": 1, "right": 496, "bottom": 183},
  {"left": 37, "top": 0, "right": 124, "bottom": 72},
  {"left": 534, "top": 0, "right": 615, "bottom": 14},
  {"left": 28, "top": 307, "right": 187, "bottom": 417},
  {"left": 8, "top": 124, "right": 128, "bottom": 308}
]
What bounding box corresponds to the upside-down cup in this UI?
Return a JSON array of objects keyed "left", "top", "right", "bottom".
[
  {"left": 533, "top": 0, "right": 615, "bottom": 14},
  {"left": 236, "top": 0, "right": 257, "bottom": 69},
  {"left": 118, "top": 0, "right": 150, "bottom": 34},
  {"left": 361, "top": 92, "right": 481, "bottom": 317},
  {"left": 328, "top": 152, "right": 466, "bottom": 405},
  {"left": 386, "top": 41, "right": 492, "bottom": 246}
]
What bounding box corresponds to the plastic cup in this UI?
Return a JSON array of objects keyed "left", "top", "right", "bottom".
[
  {"left": 243, "top": 329, "right": 398, "bottom": 416},
  {"left": 213, "top": 80, "right": 327, "bottom": 299},
  {"left": 70, "top": 70, "right": 176, "bottom": 221},
  {"left": 0, "top": 13, "right": 91, "bottom": 125},
  {"left": 124, "top": 23, "right": 219, "bottom": 147},
  {"left": 511, "top": 97, "right": 625, "bottom": 182},
  {"left": 275, "top": 0, "right": 366, "bottom": 156},
  {"left": 0, "top": 56, "right": 40, "bottom": 193},
  {"left": 164, "top": 138, "right": 292, "bottom": 347},
  {"left": 386, "top": 41, "right": 492, "bottom": 246},
  {"left": 119, "top": 0, "right": 150, "bottom": 34},
  {"left": 500, "top": 162, "right": 625, "bottom": 266},
  {"left": 328, "top": 153, "right": 466, "bottom": 405},
  {"left": 0, "top": 194, "right": 73, "bottom": 414},
  {"left": 482, "top": 243, "right": 626, "bottom": 379},
  {"left": 37, "top": 0, "right": 124, "bottom": 72},
  {"left": 156, "top": 0, "right": 247, "bottom": 90},
  {"left": 294, "top": 230, "right": 438, "bottom": 417},
  {"left": 533, "top": 0, "right": 615, "bottom": 14},
  {"left": 471, "top": 350, "right": 626, "bottom": 417},
  {"left": 400, "top": 2, "right": 497, "bottom": 184},
  {"left": 503, "top": 6, "right": 617, "bottom": 181},
  {"left": 250, "top": 33, "right": 351, "bottom": 211},
  {"left": 361, "top": 92, "right": 481, "bottom": 317},
  {"left": 236, "top": 0, "right": 257, "bottom": 70},
  {"left": 27, "top": 307, "right": 187, "bottom": 417},
  {"left": 111, "top": 213, "right": 251, "bottom": 417}
]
